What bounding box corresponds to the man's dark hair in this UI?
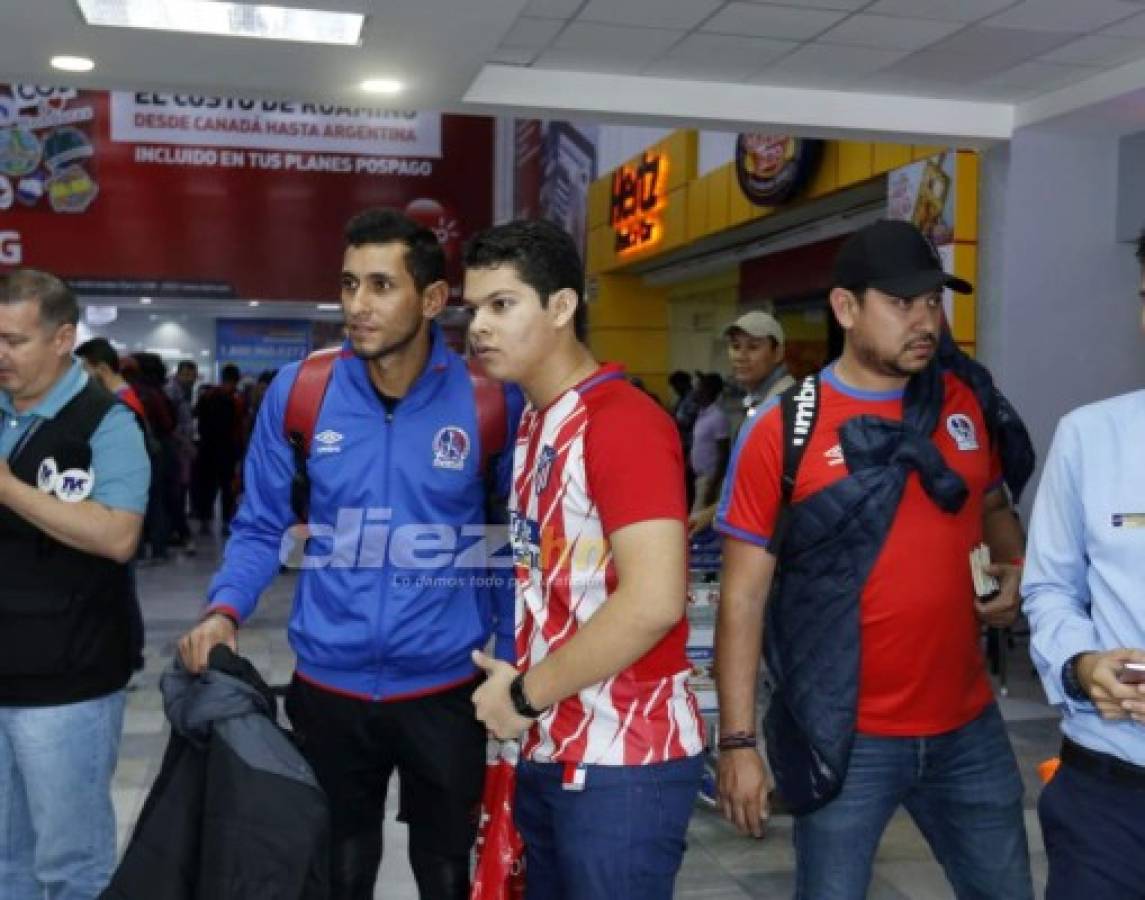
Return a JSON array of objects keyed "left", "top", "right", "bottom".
[
  {"left": 176, "top": 359, "right": 197, "bottom": 375},
  {"left": 668, "top": 370, "right": 692, "bottom": 395},
  {"left": 464, "top": 219, "right": 588, "bottom": 342},
  {"left": 1136, "top": 230, "right": 1145, "bottom": 264},
  {"left": 0, "top": 268, "right": 79, "bottom": 330},
  {"left": 221, "top": 364, "right": 242, "bottom": 384},
  {"left": 130, "top": 351, "right": 168, "bottom": 387},
  {"left": 344, "top": 208, "right": 445, "bottom": 293},
  {"left": 75, "top": 337, "right": 121, "bottom": 373},
  {"left": 698, "top": 372, "right": 725, "bottom": 396}
]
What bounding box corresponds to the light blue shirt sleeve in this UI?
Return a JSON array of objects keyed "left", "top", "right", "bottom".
[
  {"left": 1022, "top": 392, "right": 1145, "bottom": 765},
  {"left": 89, "top": 403, "right": 150, "bottom": 515},
  {"left": 1021, "top": 416, "right": 1098, "bottom": 713}
]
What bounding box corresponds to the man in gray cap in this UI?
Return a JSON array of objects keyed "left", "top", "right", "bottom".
[
  {"left": 725, "top": 310, "right": 795, "bottom": 429},
  {"left": 689, "top": 310, "right": 795, "bottom": 534}
]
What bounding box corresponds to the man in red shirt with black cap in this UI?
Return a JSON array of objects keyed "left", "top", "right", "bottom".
[{"left": 716, "top": 219, "right": 1033, "bottom": 899}]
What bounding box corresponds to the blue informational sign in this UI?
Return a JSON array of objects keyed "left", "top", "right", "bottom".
[{"left": 215, "top": 318, "right": 311, "bottom": 378}]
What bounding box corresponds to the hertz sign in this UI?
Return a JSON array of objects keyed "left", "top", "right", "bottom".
[{"left": 610, "top": 152, "right": 668, "bottom": 256}]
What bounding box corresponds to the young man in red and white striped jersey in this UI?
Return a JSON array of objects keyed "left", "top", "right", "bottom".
[{"left": 464, "top": 219, "right": 703, "bottom": 899}]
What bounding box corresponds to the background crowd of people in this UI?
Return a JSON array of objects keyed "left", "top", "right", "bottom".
[{"left": 73, "top": 339, "right": 277, "bottom": 561}]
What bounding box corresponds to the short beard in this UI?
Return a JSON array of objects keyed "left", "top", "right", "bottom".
[
  {"left": 351, "top": 316, "right": 424, "bottom": 362},
  {"left": 852, "top": 336, "right": 932, "bottom": 379}
]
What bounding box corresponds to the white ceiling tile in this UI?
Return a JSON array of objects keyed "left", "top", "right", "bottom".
[
  {"left": 579, "top": 0, "right": 723, "bottom": 31},
  {"left": 500, "top": 16, "right": 565, "bottom": 49},
  {"left": 881, "top": 48, "right": 1021, "bottom": 80},
  {"left": 976, "top": 59, "right": 1099, "bottom": 90},
  {"left": 1102, "top": 10, "right": 1145, "bottom": 37},
  {"left": 984, "top": 0, "right": 1143, "bottom": 34},
  {"left": 741, "top": 0, "right": 871, "bottom": 8},
  {"left": 532, "top": 48, "right": 649, "bottom": 74},
  {"left": 488, "top": 46, "right": 541, "bottom": 65},
  {"left": 702, "top": 3, "right": 848, "bottom": 41},
  {"left": 760, "top": 42, "right": 911, "bottom": 79},
  {"left": 642, "top": 57, "right": 765, "bottom": 81},
  {"left": 958, "top": 83, "right": 1040, "bottom": 100},
  {"left": 816, "top": 13, "right": 965, "bottom": 50},
  {"left": 1040, "top": 33, "right": 1145, "bottom": 65},
  {"left": 865, "top": 0, "right": 1019, "bottom": 23},
  {"left": 927, "top": 25, "right": 1073, "bottom": 62},
  {"left": 522, "top": 0, "right": 583, "bottom": 17},
  {"left": 553, "top": 21, "right": 685, "bottom": 56},
  {"left": 656, "top": 32, "right": 798, "bottom": 67},
  {"left": 858, "top": 72, "right": 983, "bottom": 98}
]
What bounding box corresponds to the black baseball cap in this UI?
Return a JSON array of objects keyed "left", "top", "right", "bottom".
[{"left": 833, "top": 219, "right": 972, "bottom": 297}]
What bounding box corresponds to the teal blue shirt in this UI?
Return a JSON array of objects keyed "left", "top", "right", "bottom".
[{"left": 0, "top": 358, "right": 150, "bottom": 514}]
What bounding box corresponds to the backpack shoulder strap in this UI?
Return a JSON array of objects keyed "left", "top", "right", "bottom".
[
  {"left": 467, "top": 358, "right": 507, "bottom": 476},
  {"left": 284, "top": 348, "right": 339, "bottom": 456},
  {"left": 773, "top": 373, "right": 820, "bottom": 550},
  {"left": 283, "top": 348, "right": 339, "bottom": 522}
]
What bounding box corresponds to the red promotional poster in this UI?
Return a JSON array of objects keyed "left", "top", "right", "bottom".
[
  {"left": 0, "top": 84, "right": 494, "bottom": 300},
  {"left": 471, "top": 742, "right": 525, "bottom": 900}
]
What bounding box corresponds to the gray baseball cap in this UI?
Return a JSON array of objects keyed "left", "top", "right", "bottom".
[{"left": 724, "top": 310, "right": 784, "bottom": 344}]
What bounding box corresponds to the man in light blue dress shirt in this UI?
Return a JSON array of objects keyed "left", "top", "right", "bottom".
[{"left": 1022, "top": 233, "right": 1145, "bottom": 899}]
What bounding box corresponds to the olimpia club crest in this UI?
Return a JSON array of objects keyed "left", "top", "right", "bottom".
[{"left": 735, "top": 135, "right": 823, "bottom": 207}]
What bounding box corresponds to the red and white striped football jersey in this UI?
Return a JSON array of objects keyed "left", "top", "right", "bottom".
[{"left": 510, "top": 364, "right": 704, "bottom": 766}]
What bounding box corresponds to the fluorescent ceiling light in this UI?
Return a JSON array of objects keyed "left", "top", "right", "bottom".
[
  {"left": 361, "top": 78, "right": 403, "bottom": 95},
  {"left": 77, "top": 0, "right": 365, "bottom": 46},
  {"left": 248, "top": 300, "right": 260, "bottom": 307},
  {"left": 51, "top": 55, "right": 95, "bottom": 72},
  {"left": 139, "top": 297, "right": 152, "bottom": 304},
  {"left": 316, "top": 302, "right": 341, "bottom": 310}
]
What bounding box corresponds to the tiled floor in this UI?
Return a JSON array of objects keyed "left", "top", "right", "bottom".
[{"left": 117, "top": 532, "right": 1057, "bottom": 898}]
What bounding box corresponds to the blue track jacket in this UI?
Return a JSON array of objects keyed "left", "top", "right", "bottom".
[{"left": 207, "top": 326, "right": 523, "bottom": 700}]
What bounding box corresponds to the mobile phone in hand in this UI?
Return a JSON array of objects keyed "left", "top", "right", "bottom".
[{"left": 1118, "top": 662, "right": 1145, "bottom": 685}]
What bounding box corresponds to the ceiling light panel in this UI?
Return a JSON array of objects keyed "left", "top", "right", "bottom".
[
  {"left": 51, "top": 55, "right": 96, "bottom": 71},
  {"left": 77, "top": 0, "right": 365, "bottom": 46}
]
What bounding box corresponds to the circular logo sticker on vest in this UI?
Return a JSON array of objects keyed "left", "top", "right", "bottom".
[
  {"left": 54, "top": 467, "right": 94, "bottom": 503},
  {"left": 36, "top": 457, "right": 59, "bottom": 493}
]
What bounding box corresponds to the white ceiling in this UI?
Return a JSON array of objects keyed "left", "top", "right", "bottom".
[
  {"left": 500, "top": 0, "right": 1145, "bottom": 98},
  {"left": 5, "top": 0, "right": 1145, "bottom": 144}
]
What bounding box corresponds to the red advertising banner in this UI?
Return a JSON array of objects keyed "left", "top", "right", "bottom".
[{"left": 0, "top": 85, "right": 493, "bottom": 301}]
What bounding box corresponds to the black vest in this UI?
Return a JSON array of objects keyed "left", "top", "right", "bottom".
[{"left": 0, "top": 380, "right": 137, "bottom": 706}]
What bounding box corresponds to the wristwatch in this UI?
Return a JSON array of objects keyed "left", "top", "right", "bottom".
[
  {"left": 510, "top": 673, "right": 545, "bottom": 719},
  {"left": 1062, "top": 653, "right": 1090, "bottom": 703}
]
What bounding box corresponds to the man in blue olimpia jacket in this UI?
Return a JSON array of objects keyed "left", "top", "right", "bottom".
[{"left": 179, "top": 209, "right": 522, "bottom": 900}]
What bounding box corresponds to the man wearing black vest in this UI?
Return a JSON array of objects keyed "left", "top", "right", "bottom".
[
  {"left": 0, "top": 269, "right": 150, "bottom": 900},
  {"left": 714, "top": 221, "right": 1034, "bottom": 898}
]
